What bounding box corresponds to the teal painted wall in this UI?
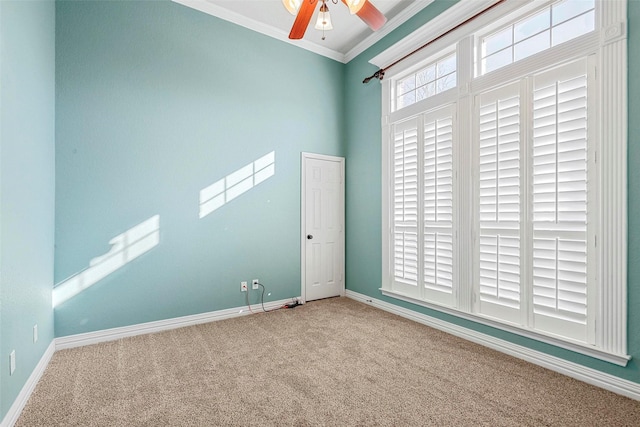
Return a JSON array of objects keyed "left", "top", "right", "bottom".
[
  {"left": 0, "top": 0, "right": 56, "bottom": 421},
  {"left": 53, "top": 0, "right": 345, "bottom": 337},
  {"left": 344, "top": 0, "right": 640, "bottom": 383},
  {"left": 1, "top": 0, "right": 636, "bottom": 420}
]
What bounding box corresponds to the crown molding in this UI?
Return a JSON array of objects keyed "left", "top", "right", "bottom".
[
  {"left": 172, "top": 0, "right": 347, "bottom": 63},
  {"left": 173, "top": 0, "right": 437, "bottom": 64},
  {"left": 344, "top": 0, "right": 435, "bottom": 63}
]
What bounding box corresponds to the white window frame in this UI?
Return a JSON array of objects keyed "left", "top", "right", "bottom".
[
  {"left": 377, "top": 0, "right": 628, "bottom": 366},
  {"left": 475, "top": 0, "right": 597, "bottom": 76},
  {"left": 393, "top": 47, "right": 458, "bottom": 111}
]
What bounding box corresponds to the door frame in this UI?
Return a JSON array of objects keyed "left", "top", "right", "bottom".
[{"left": 300, "top": 152, "right": 346, "bottom": 303}]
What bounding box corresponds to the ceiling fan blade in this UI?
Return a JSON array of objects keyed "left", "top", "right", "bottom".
[
  {"left": 289, "top": 0, "right": 316, "bottom": 39},
  {"left": 351, "top": 0, "right": 387, "bottom": 31}
]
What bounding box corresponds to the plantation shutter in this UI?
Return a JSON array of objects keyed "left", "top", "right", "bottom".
[
  {"left": 381, "top": 0, "right": 626, "bottom": 361},
  {"left": 476, "top": 82, "right": 521, "bottom": 324},
  {"left": 392, "top": 118, "right": 419, "bottom": 296},
  {"left": 423, "top": 106, "right": 455, "bottom": 306},
  {"left": 531, "top": 59, "right": 590, "bottom": 342}
]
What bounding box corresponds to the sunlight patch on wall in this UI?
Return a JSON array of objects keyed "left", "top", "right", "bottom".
[
  {"left": 53, "top": 215, "right": 160, "bottom": 307},
  {"left": 199, "top": 151, "right": 275, "bottom": 218}
]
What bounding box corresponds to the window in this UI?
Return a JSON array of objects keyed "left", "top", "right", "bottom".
[
  {"left": 480, "top": 0, "right": 595, "bottom": 74},
  {"left": 392, "top": 119, "right": 419, "bottom": 290},
  {"left": 395, "top": 53, "right": 457, "bottom": 110},
  {"left": 532, "top": 60, "right": 592, "bottom": 340},
  {"left": 474, "top": 58, "right": 593, "bottom": 342},
  {"left": 477, "top": 83, "right": 522, "bottom": 323},
  {"left": 392, "top": 107, "right": 456, "bottom": 306},
  {"left": 379, "top": 0, "right": 628, "bottom": 365}
]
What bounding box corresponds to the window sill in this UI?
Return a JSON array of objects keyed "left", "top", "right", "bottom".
[{"left": 380, "top": 288, "right": 631, "bottom": 367}]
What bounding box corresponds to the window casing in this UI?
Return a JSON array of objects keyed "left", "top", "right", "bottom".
[{"left": 379, "top": 0, "right": 628, "bottom": 365}]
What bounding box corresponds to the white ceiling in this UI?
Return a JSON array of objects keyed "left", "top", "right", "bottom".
[{"left": 172, "top": 0, "right": 434, "bottom": 63}]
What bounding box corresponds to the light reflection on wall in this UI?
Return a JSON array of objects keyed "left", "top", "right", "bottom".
[
  {"left": 53, "top": 215, "right": 160, "bottom": 307},
  {"left": 199, "top": 151, "right": 275, "bottom": 219}
]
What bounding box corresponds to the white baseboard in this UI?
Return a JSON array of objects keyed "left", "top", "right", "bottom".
[
  {"left": 346, "top": 290, "right": 640, "bottom": 401},
  {"left": 1, "top": 297, "right": 298, "bottom": 426},
  {"left": 1, "top": 340, "right": 56, "bottom": 427},
  {"left": 7, "top": 291, "right": 635, "bottom": 427},
  {"left": 56, "top": 297, "right": 298, "bottom": 350}
]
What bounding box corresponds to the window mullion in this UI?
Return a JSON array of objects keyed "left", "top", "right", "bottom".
[
  {"left": 521, "top": 76, "right": 534, "bottom": 329},
  {"left": 586, "top": 54, "right": 598, "bottom": 347},
  {"left": 456, "top": 36, "right": 473, "bottom": 312},
  {"left": 471, "top": 93, "right": 481, "bottom": 314},
  {"left": 417, "top": 116, "right": 426, "bottom": 301}
]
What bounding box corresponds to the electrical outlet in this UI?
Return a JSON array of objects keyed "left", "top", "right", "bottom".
[
  {"left": 33, "top": 324, "right": 38, "bottom": 343},
  {"left": 252, "top": 279, "right": 259, "bottom": 290},
  {"left": 241, "top": 281, "right": 248, "bottom": 292},
  {"left": 9, "top": 350, "right": 15, "bottom": 375}
]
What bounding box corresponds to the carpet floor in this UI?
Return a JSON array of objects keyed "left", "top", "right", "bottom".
[{"left": 16, "top": 297, "right": 640, "bottom": 426}]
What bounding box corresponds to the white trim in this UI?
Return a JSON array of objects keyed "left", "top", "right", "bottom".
[
  {"left": 1, "top": 300, "right": 299, "bottom": 425},
  {"left": 379, "top": 288, "right": 630, "bottom": 366},
  {"left": 173, "top": 0, "right": 436, "bottom": 64},
  {"left": 343, "top": 0, "right": 435, "bottom": 63},
  {"left": 172, "top": 0, "right": 345, "bottom": 62},
  {"left": 346, "top": 290, "right": 640, "bottom": 400},
  {"left": 0, "top": 341, "right": 55, "bottom": 427},
  {"left": 300, "top": 152, "right": 346, "bottom": 303},
  {"left": 2, "top": 294, "right": 637, "bottom": 427},
  {"left": 598, "top": 0, "right": 628, "bottom": 358},
  {"left": 55, "top": 297, "right": 297, "bottom": 350}
]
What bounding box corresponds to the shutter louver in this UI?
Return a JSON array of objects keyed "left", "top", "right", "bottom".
[
  {"left": 424, "top": 114, "right": 454, "bottom": 298},
  {"left": 532, "top": 61, "right": 589, "bottom": 338},
  {"left": 394, "top": 127, "right": 418, "bottom": 225},
  {"left": 394, "top": 231, "right": 418, "bottom": 284},
  {"left": 393, "top": 120, "right": 419, "bottom": 290},
  {"left": 477, "top": 84, "right": 521, "bottom": 320}
]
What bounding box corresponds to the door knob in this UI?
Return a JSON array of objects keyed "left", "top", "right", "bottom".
[{"left": 307, "top": 234, "right": 313, "bottom": 240}]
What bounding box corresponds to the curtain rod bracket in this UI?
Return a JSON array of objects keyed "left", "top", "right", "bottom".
[{"left": 363, "top": 69, "right": 385, "bottom": 84}]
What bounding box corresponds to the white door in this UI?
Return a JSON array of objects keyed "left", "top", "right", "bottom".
[{"left": 301, "top": 153, "right": 345, "bottom": 302}]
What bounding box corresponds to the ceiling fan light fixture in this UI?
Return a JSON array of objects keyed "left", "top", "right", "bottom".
[
  {"left": 314, "top": 3, "right": 333, "bottom": 31},
  {"left": 282, "top": 0, "right": 302, "bottom": 15},
  {"left": 287, "top": 0, "right": 385, "bottom": 40},
  {"left": 345, "top": 0, "right": 365, "bottom": 15}
]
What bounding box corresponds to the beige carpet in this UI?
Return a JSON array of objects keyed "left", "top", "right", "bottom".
[{"left": 17, "top": 297, "right": 640, "bottom": 426}]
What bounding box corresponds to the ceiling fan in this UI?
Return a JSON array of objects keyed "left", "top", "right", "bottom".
[{"left": 283, "top": 0, "right": 387, "bottom": 40}]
